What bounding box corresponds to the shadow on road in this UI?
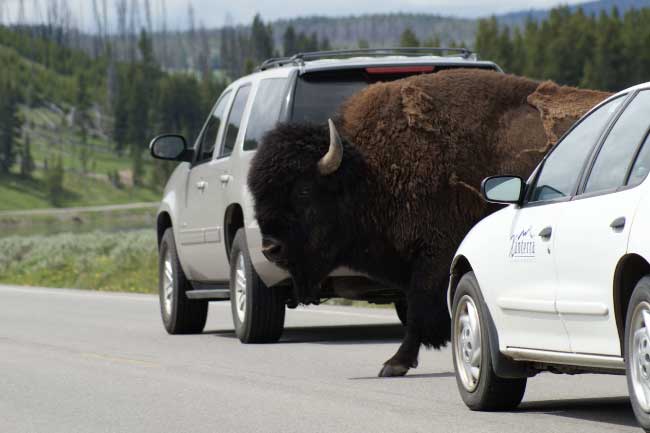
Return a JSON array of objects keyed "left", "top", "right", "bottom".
[
  {"left": 519, "top": 396, "right": 637, "bottom": 428},
  {"left": 205, "top": 323, "right": 404, "bottom": 345},
  {"left": 349, "top": 371, "right": 455, "bottom": 380}
]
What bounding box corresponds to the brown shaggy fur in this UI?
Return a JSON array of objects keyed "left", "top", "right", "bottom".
[{"left": 249, "top": 68, "right": 612, "bottom": 376}]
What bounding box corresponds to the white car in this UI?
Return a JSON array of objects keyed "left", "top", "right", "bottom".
[
  {"left": 149, "top": 48, "right": 502, "bottom": 343},
  {"left": 448, "top": 82, "right": 650, "bottom": 430}
]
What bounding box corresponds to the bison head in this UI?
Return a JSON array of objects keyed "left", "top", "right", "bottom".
[{"left": 248, "top": 119, "right": 365, "bottom": 302}]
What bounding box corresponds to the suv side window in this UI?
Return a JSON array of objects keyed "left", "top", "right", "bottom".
[
  {"left": 220, "top": 84, "right": 251, "bottom": 158},
  {"left": 196, "top": 91, "right": 231, "bottom": 163},
  {"left": 584, "top": 90, "right": 650, "bottom": 194},
  {"left": 528, "top": 96, "right": 624, "bottom": 203},
  {"left": 243, "top": 78, "right": 288, "bottom": 151}
]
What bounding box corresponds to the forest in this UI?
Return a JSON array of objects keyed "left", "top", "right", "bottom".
[{"left": 1, "top": 4, "right": 649, "bottom": 210}]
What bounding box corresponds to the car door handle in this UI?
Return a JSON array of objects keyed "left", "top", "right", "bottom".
[
  {"left": 196, "top": 181, "right": 207, "bottom": 191},
  {"left": 220, "top": 175, "right": 231, "bottom": 185},
  {"left": 538, "top": 226, "right": 552, "bottom": 239},
  {"left": 610, "top": 216, "right": 626, "bottom": 230}
]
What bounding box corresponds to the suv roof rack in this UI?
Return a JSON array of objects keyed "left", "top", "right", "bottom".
[{"left": 257, "top": 47, "right": 475, "bottom": 71}]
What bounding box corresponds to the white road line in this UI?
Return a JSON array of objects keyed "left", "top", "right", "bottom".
[{"left": 0, "top": 285, "right": 397, "bottom": 320}]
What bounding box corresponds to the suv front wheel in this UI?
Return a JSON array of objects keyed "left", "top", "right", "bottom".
[
  {"left": 229, "top": 229, "right": 286, "bottom": 343},
  {"left": 159, "top": 228, "right": 208, "bottom": 334}
]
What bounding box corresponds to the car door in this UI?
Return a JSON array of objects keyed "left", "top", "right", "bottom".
[
  {"left": 178, "top": 90, "right": 233, "bottom": 281},
  {"left": 555, "top": 90, "right": 650, "bottom": 356},
  {"left": 496, "top": 95, "right": 625, "bottom": 353}
]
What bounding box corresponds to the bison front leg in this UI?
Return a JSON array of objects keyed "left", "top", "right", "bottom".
[{"left": 378, "top": 259, "right": 451, "bottom": 377}]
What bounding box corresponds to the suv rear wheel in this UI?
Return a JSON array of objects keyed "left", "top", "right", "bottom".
[
  {"left": 452, "top": 272, "right": 527, "bottom": 411},
  {"left": 159, "top": 228, "right": 208, "bottom": 334},
  {"left": 230, "top": 228, "right": 286, "bottom": 343}
]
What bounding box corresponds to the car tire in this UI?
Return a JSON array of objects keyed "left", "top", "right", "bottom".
[
  {"left": 625, "top": 276, "right": 650, "bottom": 432},
  {"left": 452, "top": 271, "right": 527, "bottom": 411},
  {"left": 394, "top": 299, "right": 407, "bottom": 326},
  {"left": 159, "top": 228, "right": 208, "bottom": 334},
  {"left": 230, "top": 228, "right": 286, "bottom": 343}
]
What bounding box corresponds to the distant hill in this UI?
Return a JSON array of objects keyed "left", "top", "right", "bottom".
[
  {"left": 269, "top": 14, "right": 477, "bottom": 48},
  {"left": 497, "top": 0, "right": 650, "bottom": 27}
]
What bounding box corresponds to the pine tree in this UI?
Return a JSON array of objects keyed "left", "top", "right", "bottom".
[
  {"left": 251, "top": 14, "right": 273, "bottom": 63},
  {"left": 46, "top": 155, "right": 65, "bottom": 206},
  {"left": 0, "top": 79, "right": 23, "bottom": 174},
  {"left": 20, "top": 133, "right": 35, "bottom": 178},
  {"left": 400, "top": 28, "right": 420, "bottom": 47},
  {"left": 283, "top": 25, "right": 297, "bottom": 56}
]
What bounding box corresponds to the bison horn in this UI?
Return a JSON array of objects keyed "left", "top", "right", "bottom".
[{"left": 317, "top": 119, "right": 343, "bottom": 175}]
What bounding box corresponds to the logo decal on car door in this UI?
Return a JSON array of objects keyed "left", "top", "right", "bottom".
[{"left": 509, "top": 226, "right": 535, "bottom": 258}]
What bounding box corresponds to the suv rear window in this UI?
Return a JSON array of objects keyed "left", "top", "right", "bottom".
[{"left": 290, "top": 66, "right": 497, "bottom": 124}]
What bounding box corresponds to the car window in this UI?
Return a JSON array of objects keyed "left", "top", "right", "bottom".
[
  {"left": 220, "top": 84, "right": 251, "bottom": 158},
  {"left": 196, "top": 91, "right": 230, "bottom": 163},
  {"left": 243, "top": 78, "right": 288, "bottom": 151},
  {"left": 585, "top": 91, "right": 650, "bottom": 194},
  {"left": 628, "top": 132, "right": 650, "bottom": 187},
  {"left": 528, "top": 96, "right": 624, "bottom": 203}
]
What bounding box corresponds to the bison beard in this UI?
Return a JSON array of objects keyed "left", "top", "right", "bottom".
[{"left": 248, "top": 69, "right": 612, "bottom": 377}]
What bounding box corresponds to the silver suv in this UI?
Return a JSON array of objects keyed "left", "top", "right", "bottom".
[{"left": 149, "top": 48, "right": 502, "bottom": 342}]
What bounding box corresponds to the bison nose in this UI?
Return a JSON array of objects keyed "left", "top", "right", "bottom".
[{"left": 262, "top": 237, "right": 285, "bottom": 263}]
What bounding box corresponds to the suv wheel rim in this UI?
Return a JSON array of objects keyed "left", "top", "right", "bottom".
[
  {"left": 162, "top": 251, "right": 174, "bottom": 316},
  {"left": 631, "top": 301, "right": 650, "bottom": 412},
  {"left": 454, "top": 295, "right": 482, "bottom": 392},
  {"left": 235, "top": 253, "right": 247, "bottom": 323}
]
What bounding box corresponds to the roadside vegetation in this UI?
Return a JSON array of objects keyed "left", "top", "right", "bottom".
[{"left": 0, "top": 229, "right": 158, "bottom": 293}]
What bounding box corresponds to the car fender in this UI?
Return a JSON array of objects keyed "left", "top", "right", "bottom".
[{"left": 448, "top": 205, "right": 530, "bottom": 378}]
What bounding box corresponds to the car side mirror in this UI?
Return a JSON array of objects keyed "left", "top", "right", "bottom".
[
  {"left": 481, "top": 175, "right": 525, "bottom": 204},
  {"left": 149, "top": 134, "right": 193, "bottom": 162}
]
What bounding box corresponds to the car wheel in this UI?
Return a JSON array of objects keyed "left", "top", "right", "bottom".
[
  {"left": 394, "top": 299, "right": 407, "bottom": 326},
  {"left": 452, "top": 271, "right": 527, "bottom": 411},
  {"left": 159, "top": 228, "right": 208, "bottom": 334},
  {"left": 625, "top": 276, "right": 650, "bottom": 432},
  {"left": 230, "top": 228, "right": 286, "bottom": 343}
]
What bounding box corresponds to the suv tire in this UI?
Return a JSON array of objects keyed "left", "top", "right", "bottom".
[
  {"left": 452, "top": 272, "right": 527, "bottom": 411},
  {"left": 625, "top": 276, "right": 650, "bottom": 432},
  {"left": 159, "top": 228, "right": 208, "bottom": 334},
  {"left": 230, "top": 228, "right": 286, "bottom": 343}
]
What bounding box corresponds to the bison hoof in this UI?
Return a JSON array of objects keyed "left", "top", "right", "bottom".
[{"left": 378, "top": 359, "right": 418, "bottom": 377}]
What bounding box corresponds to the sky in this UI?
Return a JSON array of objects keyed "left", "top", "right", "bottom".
[{"left": 1, "top": 0, "right": 590, "bottom": 31}]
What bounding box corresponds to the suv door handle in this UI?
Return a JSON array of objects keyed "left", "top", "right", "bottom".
[
  {"left": 538, "top": 226, "right": 552, "bottom": 239},
  {"left": 220, "top": 174, "right": 231, "bottom": 185},
  {"left": 610, "top": 216, "right": 626, "bottom": 230},
  {"left": 196, "top": 181, "right": 207, "bottom": 191}
]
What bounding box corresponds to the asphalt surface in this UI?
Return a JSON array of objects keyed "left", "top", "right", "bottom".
[{"left": 0, "top": 284, "right": 641, "bottom": 433}]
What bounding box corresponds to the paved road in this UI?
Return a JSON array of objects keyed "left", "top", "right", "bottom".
[{"left": 0, "top": 285, "right": 640, "bottom": 433}]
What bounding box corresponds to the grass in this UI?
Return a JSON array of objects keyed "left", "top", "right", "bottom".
[
  {"left": 0, "top": 171, "right": 160, "bottom": 211},
  {"left": 0, "top": 229, "right": 158, "bottom": 293},
  {"left": 0, "top": 104, "right": 162, "bottom": 211},
  {"left": 0, "top": 206, "right": 157, "bottom": 237}
]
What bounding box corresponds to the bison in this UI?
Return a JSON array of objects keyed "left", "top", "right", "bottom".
[{"left": 248, "top": 69, "right": 611, "bottom": 377}]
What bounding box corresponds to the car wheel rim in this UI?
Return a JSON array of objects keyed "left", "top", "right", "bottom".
[
  {"left": 454, "top": 295, "right": 482, "bottom": 392},
  {"left": 630, "top": 301, "right": 650, "bottom": 412},
  {"left": 162, "top": 251, "right": 174, "bottom": 316},
  {"left": 235, "top": 253, "right": 247, "bottom": 323}
]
